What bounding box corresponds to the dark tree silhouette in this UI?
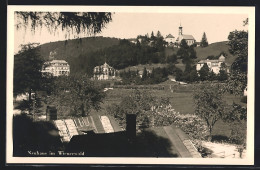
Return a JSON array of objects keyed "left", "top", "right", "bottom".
[
  {"left": 200, "top": 32, "right": 209, "bottom": 47},
  {"left": 15, "top": 12, "right": 113, "bottom": 36}
]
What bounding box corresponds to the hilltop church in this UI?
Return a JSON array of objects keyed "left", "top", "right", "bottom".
[
  {"left": 175, "top": 24, "right": 196, "bottom": 46},
  {"left": 165, "top": 24, "right": 196, "bottom": 47}
]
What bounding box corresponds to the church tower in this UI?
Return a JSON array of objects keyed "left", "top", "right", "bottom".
[{"left": 179, "top": 23, "right": 183, "bottom": 35}]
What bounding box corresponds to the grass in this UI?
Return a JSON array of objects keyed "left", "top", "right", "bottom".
[
  {"left": 95, "top": 82, "right": 246, "bottom": 140},
  {"left": 164, "top": 41, "right": 237, "bottom": 66}
]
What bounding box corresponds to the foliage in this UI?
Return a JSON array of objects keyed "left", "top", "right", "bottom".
[
  {"left": 14, "top": 43, "right": 44, "bottom": 97},
  {"left": 47, "top": 75, "right": 105, "bottom": 117},
  {"left": 224, "top": 70, "right": 247, "bottom": 96},
  {"left": 177, "top": 39, "right": 197, "bottom": 64},
  {"left": 151, "top": 107, "right": 210, "bottom": 140},
  {"left": 198, "top": 63, "right": 210, "bottom": 81},
  {"left": 200, "top": 32, "right": 209, "bottom": 47},
  {"left": 225, "top": 19, "right": 248, "bottom": 96},
  {"left": 227, "top": 30, "right": 248, "bottom": 73},
  {"left": 166, "top": 54, "right": 178, "bottom": 63},
  {"left": 15, "top": 12, "right": 112, "bottom": 36},
  {"left": 119, "top": 67, "right": 168, "bottom": 85},
  {"left": 106, "top": 90, "right": 210, "bottom": 140},
  {"left": 222, "top": 103, "right": 247, "bottom": 145},
  {"left": 106, "top": 90, "right": 155, "bottom": 127},
  {"left": 193, "top": 84, "right": 228, "bottom": 138}
]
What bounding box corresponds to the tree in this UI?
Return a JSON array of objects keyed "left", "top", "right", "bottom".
[
  {"left": 198, "top": 63, "right": 210, "bottom": 81},
  {"left": 166, "top": 54, "right": 177, "bottom": 64},
  {"left": 225, "top": 18, "right": 248, "bottom": 95},
  {"left": 222, "top": 103, "right": 247, "bottom": 144},
  {"left": 218, "top": 63, "right": 228, "bottom": 81},
  {"left": 48, "top": 75, "right": 105, "bottom": 117},
  {"left": 150, "top": 31, "right": 155, "bottom": 40},
  {"left": 156, "top": 30, "right": 162, "bottom": 38},
  {"left": 228, "top": 30, "right": 248, "bottom": 73},
  {"left": 14, "top": 43, "right": 44, "bottom": 102},
  {"left": 193, "top": 84, "right": 228, "bottom": 139},
  {"left": 177, "top": 39, "right": 197, "bottom": 64},
  {"left": 200, "top": 32, "right": 209, "bottom": 47},
  {"left": 15, "top": 12, "right": 112, "bottom": 36},
  {"left": 189, "top": 69, "right": 199, "bottom": 82},
  {"left": 175, "top": 69, "right": 183, "bottom": 81},
  {"left": 208, "top": 71, "right": 217, "bottom": 81},
  {"left": 142, "top": 67, "right": 148, "bottom": 81}
]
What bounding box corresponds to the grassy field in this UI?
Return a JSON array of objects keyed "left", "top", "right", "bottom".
[{"left": 93, "top": 81, "right": 246, "bottom": 140}]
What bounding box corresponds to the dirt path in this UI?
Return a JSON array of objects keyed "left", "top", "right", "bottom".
[{"left": 202, "top": 141, "right": 246, "bottom": 159}]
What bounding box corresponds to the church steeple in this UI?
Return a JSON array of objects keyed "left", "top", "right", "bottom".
[{"left": 179, "top": 22, "right": 183, "bottom": 35}]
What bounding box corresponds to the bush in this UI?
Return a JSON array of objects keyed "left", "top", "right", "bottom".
[{"left": 106, "top": 90, "right": 210, "bottom": 140}]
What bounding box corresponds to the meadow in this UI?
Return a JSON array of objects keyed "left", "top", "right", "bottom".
[{"left": 96, "top": 81, "right": 246, "bottom": 140}]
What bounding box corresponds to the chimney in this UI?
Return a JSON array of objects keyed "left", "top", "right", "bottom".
[
  {"left": 126, "top": 114, "right": 137, "bottom": 139},
  {"left": 46, "top": 106, "right": 57, "bottom": 121}
]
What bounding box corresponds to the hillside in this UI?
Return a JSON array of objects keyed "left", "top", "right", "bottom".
[
  {"left": 194, "top": 41, "right": 236, "bottom": 65},
  {"left": 38, "top": 36, "right": 120, "bottom": 61},
  {"left": 164, "top": 41, "right": 236, "bottom": 66}
]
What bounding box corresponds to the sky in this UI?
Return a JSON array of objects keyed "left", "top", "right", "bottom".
[{"left": 14, "top": 12, "right": 248, "bottom": 54}]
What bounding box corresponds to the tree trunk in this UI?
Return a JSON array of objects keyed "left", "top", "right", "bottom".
[
  {"left": 209, "top": 126, "right": 212, "bottom": 141},
  {"left": 29, "top": 88, "right": 32, "bottom": 102}
]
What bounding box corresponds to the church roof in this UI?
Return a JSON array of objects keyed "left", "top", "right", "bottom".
[
  {"left": 166, "top": 34, "right": 175, "bottom": 38},
  {"left": 182, "top": 34, "right": 195, "bottom": 40}
]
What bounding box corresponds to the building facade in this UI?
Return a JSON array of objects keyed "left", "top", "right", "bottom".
[
  {"left": 196, "top": 55, "right": 227, "bottom": 74},
  {"left": 93, "top": 62, "right": 117, "bottom": 80},
  {"left": 42, "top": 60, "right": 70, "bottom": 77},
  {"left": 165, "top": 34, "right": 175, "bottom": 46}
]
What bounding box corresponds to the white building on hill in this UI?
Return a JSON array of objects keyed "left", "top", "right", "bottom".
[
  {"left": 93, "top": 62, "right": 118, "bottom": 80},
  {"left": 196, "top": 55, "right": 228, "bottom": 74},
  {"left": 42, "top": 60, "right": 70, "bottom": 77},
  {"left": 165, "top": 34, "right": 175, "bottom": 46}
]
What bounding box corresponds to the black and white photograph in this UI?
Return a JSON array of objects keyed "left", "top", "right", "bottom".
[{"left": 6, "top": 6, "right": 255, "bottom": 165}]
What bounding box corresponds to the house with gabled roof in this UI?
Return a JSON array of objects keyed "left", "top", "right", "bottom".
[
  {"left": 61, "top": 114, "right": 201, "bottom": 158},
  {"left": 165, "top": 34, "right": 175, "bottom": 46},
  {"left": 196, "top": 55, "right": 229, "bottom": 74}
]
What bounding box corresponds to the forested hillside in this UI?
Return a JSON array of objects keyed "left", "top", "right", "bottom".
[
  {"left": 38, "top": 36, "right": 120, "bottom": 60},
  {"left": 17, "top": 36, "right": 236, "bottom": 76}
]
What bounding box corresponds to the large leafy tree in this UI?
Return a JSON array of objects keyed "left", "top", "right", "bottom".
[
  {"left": 193, "top": 84, "right": 228, "bottom": 139},
  {"left": 225, "top": 18, "right": 248, "bottom": 95},
  {"left": 14, "top": 43, "right": 44, "bottom": 100},
  {"left": 15, "top": 12, "right": 113, "bottom": 36},
  {"left": 48, "top": 75, "right": 105, "bottom": 117},
  {"left": 200, "top": 32, "right": 209, "bottom": 47}
]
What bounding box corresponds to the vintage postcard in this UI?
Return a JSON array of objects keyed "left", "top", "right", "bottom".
[{"left": 6, "top": 6, "right": 255, "bottom": 165}]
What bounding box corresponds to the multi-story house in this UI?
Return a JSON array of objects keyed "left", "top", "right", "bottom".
[
  {"left": 93, "top": 62, "right": 117, "bottom": 80},
  {"left": 42, "top": 60, "right": 70, "bottom": 77},
  {"left": 196, "top": 55, "right": 228, "bottom": 74}
]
